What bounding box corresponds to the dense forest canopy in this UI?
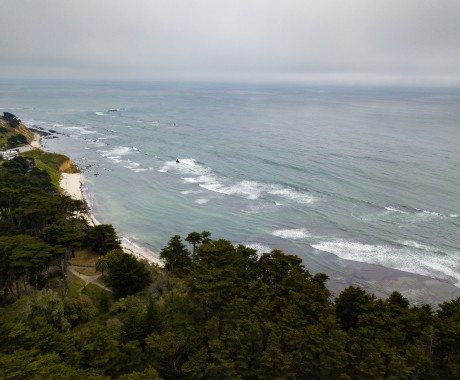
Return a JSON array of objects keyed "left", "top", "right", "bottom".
[{"left": 1, "top": 114, "right": 460, "bottom": 379}]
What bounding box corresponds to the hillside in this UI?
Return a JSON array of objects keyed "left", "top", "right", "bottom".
[{"left": 0, "top": 112, "right": 34, "bottom": 146}]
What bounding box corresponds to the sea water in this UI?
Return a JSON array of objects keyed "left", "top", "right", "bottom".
[{"left": 1, "top": 80, "right": 459, "bottom": 287}]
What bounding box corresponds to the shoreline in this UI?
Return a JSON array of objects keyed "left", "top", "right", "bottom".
[
  {"left": 59, "top": 171, "right": 163, "bottom": 267},
  {"left": 313, "top": 248, "right": 460, "bottom": 306},
  {"left": 30, "top": 132, "right": 41, "bottom": 149},
  {"left": 30, "top": 132, "right": 460, "bottom": 306},
  {"left": 56, "top": 165, "right": 460, "bottom": 305},
  {"left": 28, "top": 132, "right": 163, "bottom": 267}
]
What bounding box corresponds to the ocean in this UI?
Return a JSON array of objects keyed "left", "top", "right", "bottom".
[{"left": 1, "top": 80, "right": 459, "bottom": 293}]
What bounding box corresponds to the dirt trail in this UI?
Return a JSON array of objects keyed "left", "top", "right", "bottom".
[{"left": 69, "top": 265, "right": 112, "bottom": 292}]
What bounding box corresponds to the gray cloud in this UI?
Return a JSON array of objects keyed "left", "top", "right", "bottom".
[{"left": 1, "top": 0, "right": 459, "bottom": 84}]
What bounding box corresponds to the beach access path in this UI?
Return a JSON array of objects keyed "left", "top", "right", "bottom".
[{"left": 68, "top": 265, "right": 112, "bottom": 292}]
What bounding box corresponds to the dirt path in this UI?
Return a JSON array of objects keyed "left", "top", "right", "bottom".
[{"left": 69, "top": 265, "right": 112, "bottom": 292}]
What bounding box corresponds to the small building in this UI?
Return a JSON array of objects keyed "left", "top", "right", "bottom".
[{"left": 0, "top": 149, "right": 19, "bottom": 160}]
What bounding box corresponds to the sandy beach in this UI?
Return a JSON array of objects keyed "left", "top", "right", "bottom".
[
  {"left": 30, "top": 133, "right": 41, "bottom": 149},
  {"left": 59, "top": 166, "right": 163, "bottom": 266},
  {"left": 60, "top": 172, "right": 84, "bottom": 201},
  {"left": 29, "top": 130, "right": 163, "bottom": 267}
]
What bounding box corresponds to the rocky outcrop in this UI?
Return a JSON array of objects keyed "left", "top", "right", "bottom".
[{"left": 59, "top": 159, "right": 79, "bottom": 174}]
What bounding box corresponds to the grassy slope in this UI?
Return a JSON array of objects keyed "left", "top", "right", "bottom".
[
  {"left": 0, "top": 117, "right": 34, "bottom": 145},
  {"left": 21, "top": 150, "right": 74, "bottom": 189},
  {"left": 0, "top": 116, "right": 78, "bottom": 189}
]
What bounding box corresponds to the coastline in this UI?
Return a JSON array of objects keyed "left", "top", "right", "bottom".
[
  {"left": 314, "top": 248, "right": 460, "bottom": 306},
  {"left": 29, "top": 132, "right": 459, "bottom": 306},
  {"left": 60, "top": 171, "right": 163, "bottom": 267},
  {"left": 30, "top": 132, "right": 41, "bottom": 149},
  {"left": 29, "top": 132, "right": 163, "bottom": 267}
]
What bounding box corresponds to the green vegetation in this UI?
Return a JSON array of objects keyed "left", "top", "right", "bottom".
[
  {"left": 6, "top": 133, "right": 27, "bottom": 148},
  {"left": 1, "top": 114, "right": 460, "bottom": 379},
  {"left": 2, "top": 112, "right": 20, "bottom": 129},
  {"left": 21, "top": 149, "right": 77, "bottom": 189},
  {"left": 0, "top": 113, "right": 30, "bottom": 148},
  {"left": 102, "top": 249, "right": 152, "bottom": 297}
]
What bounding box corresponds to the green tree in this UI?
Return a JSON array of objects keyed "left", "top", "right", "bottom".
[
  {"left": 434, "top": 297, "right": 460, "bottom": 378},
  {"left": 42, "top": 224, "right": 84, "bottom": 294},
  {"left": 159, "top": 235, "right": 191, "bottom": 274},
  {"left": 29, "top": 289, "right": 70, "bottom": 332},
  {"left": 119, "top": 367, "right": 162, "bottom": 380},
  {"left": 201, "top": 230, "right": 212, "bottom": 244},
  {"left": 82, "top": 323, "right": 122, "bottom": 375},
  {"left": 96, "top": 255, "right": 109, "bottom": 275},
  {"left": 85, "top": 224, "right": 121, "bottom": 255},
  {"left": 185, "top": 231, "right": 202, "bottom": 255},
  {"left": 0, "top": 349, "right": 109, "bottom": 380},
  {"left": 3, "top": 156, "right": 31, "bottom": 173},
  {"left": 0, "top": 235, "right": 62, "bottom": 299},
  {"left": 144, "top": 295, "right": 162, "bottom": 336},
  {"left": 257, "top": 326, "right": 294, "bottom": 379},
  {"left": 335, "top": 286, "right": 375, "bottom": 331},
  {"left": 105, "top": 250, "right": 151, "bottom": 297},
  {"left": 257, "top": 249, "right": 305, "bottom": 289},
  {"left": 6, "top": 133, "right": 27, "bottom": 148}
]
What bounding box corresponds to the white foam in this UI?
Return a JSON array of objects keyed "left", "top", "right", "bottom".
[
  {"left": 400, "top": 240, "right": 443, "bottom": 254},
  {"left": 96, "top": 146, "right": 145, "bottom": 171},
  {"left": 311, "top": 240, "right": 460, "bottom": 286},
  {"left": 99, "top": 146, "right": 133, "bottom": 157},
  {"left": 450, "top": 214, "right": 459, "bottom": 218},
  {"left": 268, "top": 188, "right": 315, "bottom": 204},
  {"left": 180, "top": 190, "right": 203, "bottom": 195},
  {"left": 159, "top": 158, "right": 211, "bottom": 177},
  {"left": 95, "top": 111, "right": 105, "bottom": 116},
  {"left": 423, "top": 210, "right": 442, "bottom": 216},
  {"left": 90, "top": 141, "right": 107, "bottom": 148},
  {"left": 66, "top": 126, "right": 97, "bottom": 135},
  {"left": 241, "top": 242, "right": 272, "bottom": 257},
  {"left": 161, "top": 158, "right": 315, "bottom": 205},
  {"left": 201, "top": 180, "right": 265, "bottom": 200},
  {"left": 275, "top": 202, "right": 283, "bottom": 206},
  {"left": 108, "top": 156, "right": 123, "bottom": 164},
  {"left": 272, "top": 228, "right": 310, "bottom": 240},
  {"left": 195, "top": 198, "right": 209, "bottom": 204},
  {"left": 183, "top": 175, "right": 218, "bottom": 185},
  {"left": 385, "top": 206, "right": 408, "bottom": 214},
  {"left": 121, "top": 236, "right": 142, "bottom": 249}
]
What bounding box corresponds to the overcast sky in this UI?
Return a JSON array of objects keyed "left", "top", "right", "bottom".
[{"left": 1, "top": 0, "right": 460, "bottom": 85}]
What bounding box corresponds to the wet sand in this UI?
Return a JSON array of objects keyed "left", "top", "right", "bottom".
[{"left": 308, "top": 247, "right": 460, "bottom": 307}]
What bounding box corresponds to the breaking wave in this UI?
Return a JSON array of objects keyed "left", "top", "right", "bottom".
[
  {"left": 311, "top": 240, "right": 460, "bottom": 286},
  {"left": 272, "top": 228, "right": 310, "bottom": 240}
]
